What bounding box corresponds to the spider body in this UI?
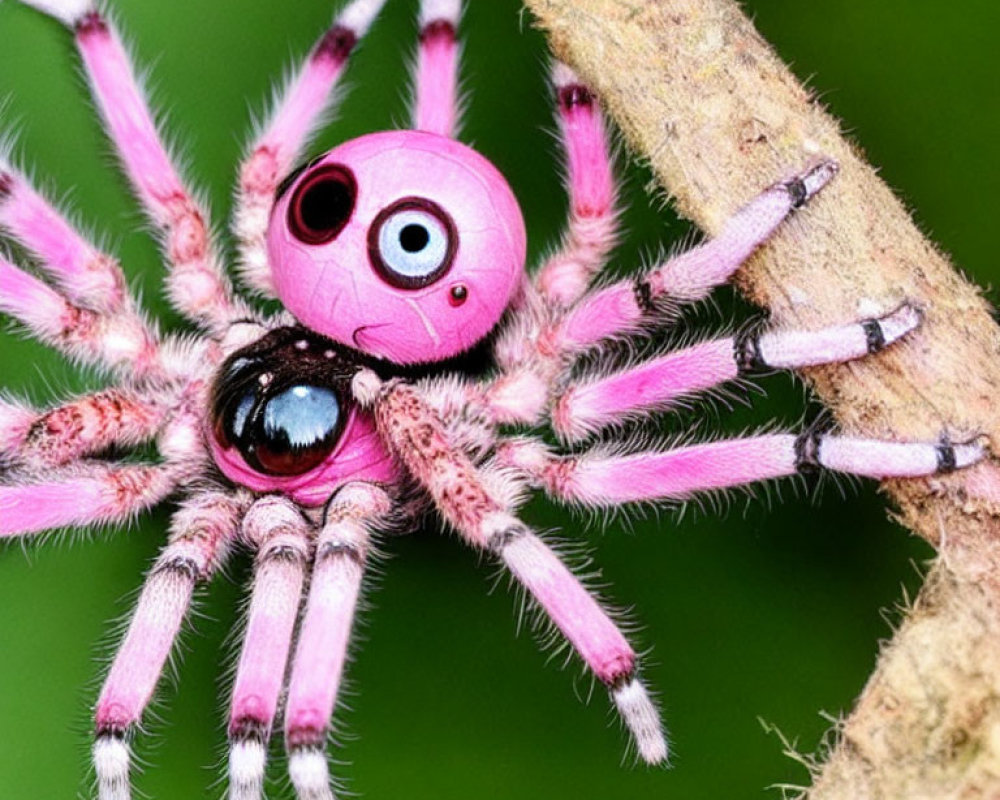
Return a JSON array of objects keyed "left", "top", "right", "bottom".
[
  {"left": 209, "top": 327, "right": 397, "bottom": 504},
  {"left": 0, "top": 1, "right": 986, "bottom": 799}
]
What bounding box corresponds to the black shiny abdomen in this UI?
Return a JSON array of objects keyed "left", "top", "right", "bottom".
[{"left": 211, "top": 327, "right": 362, "bottom": 477}]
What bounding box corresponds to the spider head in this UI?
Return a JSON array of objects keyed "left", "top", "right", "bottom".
[{"left": 267, "top": 131, "right": 527, "bottom": 365}]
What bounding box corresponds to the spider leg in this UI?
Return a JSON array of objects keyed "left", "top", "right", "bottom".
[
  {"left": 93, "top": 489, "right": 248, "bottom": 800},
  {"left": 554, "top": 304, "right": 922, "bottom": 442},
  {"left": 285, "top": 482, "right": 390, "bottom": 800},
  {"left": 498, "top": 433, "right": 986, "bottom": 508},
  {"left": 0, "top": 393, "right": 209, "bottom": 538},
  {"left": 411, "top": 0, "right": 461, "bottom": 138},
  {"left": 0, "top": 250, "right": 161, "bottom": 375},
  {"left": 15, "top": 0, "right": 246, "bottom": 334},
  {"left": 227, "top": 496, "right": 312, "bottom": 800},
  {"left": 534, "top": 64, "right": 618, "bottom": 308},
  {"left": 454, "top": 158, "right": 838, "bottom": 430},
  {"left": 0, "top": 388, "right": 166, "bottom": 469},
  {"left": 0, "top": 159, "right": 125, "bottom": 313},
  {"left": 353, "top": 374, "right": 667, "bottom": 763},
  {"left": 0, "top": 461, "right": 180, "bottom": 538},
  {"left": 554, "top": 159, "right": 839, "bottom": 351},
  {"left": 235, "top": 0, "right": 387, "bottom": 296}
]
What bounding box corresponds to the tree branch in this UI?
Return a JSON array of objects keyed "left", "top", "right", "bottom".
[{"left": 521, "top": 0, "right": 1000, "bottom": 796}]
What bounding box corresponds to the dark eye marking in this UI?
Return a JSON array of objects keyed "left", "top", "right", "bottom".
[
  {"left": 367, "top": 196, "right": 457, "bottom": 290},
  {"left": 287, "top": 164, "right": 357, "bottom": 245},
  {"left": 274, "top": 154, "right": 326, "bottom": 201}
]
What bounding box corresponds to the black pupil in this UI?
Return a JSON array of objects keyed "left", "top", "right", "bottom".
[
  {"left": 399, "top": 223, "right": 429, "bottom": 252},
  {"left": 300, "top": 178, "right": 353, "bottom": 233}
]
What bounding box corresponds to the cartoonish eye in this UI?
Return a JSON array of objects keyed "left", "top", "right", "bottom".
[
  {"left": 253, "top": 385, "right": 342, "bottom": 476},
  {"left": 368, "top": 197, "right": 457, "bottom": 289},
  {"left": 287, "top": 164, "right": 357, "bottom": 245}
]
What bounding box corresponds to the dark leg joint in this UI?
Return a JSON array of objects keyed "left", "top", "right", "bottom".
[
  {"left": 314, "top": 25, "right": 357, "bottom": 63},
  {"left": 558, "top": 84, "right": 594, "bottom": 111},
  {"left": 862, "top": 319, "right": 886, "bottom": 354},
  {"left": 286, "top": 726, "right": 325, "bottom": 751},
  {"left": 608, "top": 668, "right": 638, "bottom": 692},
  {"left": 785, "top": 177, "right": 809, "bottom": 209},
  {"left": 634, "top": 279, "right": 655, "bottom": 314},
  {"left": 734, "top": 328, "right": 766, "bottom": 374},
  {"left": 936, "top": 442, "right": 958, "bottom": 474},
  {"left": 315, "top": 541, "right": 363, "bottom": 566},
  {"left": 420, "top": 19, "right": 457, "bottom": 43},
  {"left": 95, "top": 722, "right": 128, "bottom": 741},
  {"left": 151, "top": 554, "right": 201, "bottom": 582},
  {"left": 794, "top": 430, "right": 823, "bottom": 472},
  {"left": 259, "top": 543, "right": 306, "bottom": 567},
  {"left": 229, "top": 717, "right": 268, "bottom": 744},
  {"left": 487, "top": 524, "right": 528, "bottom": 554},
  {"left": 75, "top": 11, "right": 108, "bottom": 36}
]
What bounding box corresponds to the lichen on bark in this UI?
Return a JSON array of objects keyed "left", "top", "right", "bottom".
[{"left": 521, "top": 1, "right": 1000, "bottom": 797}]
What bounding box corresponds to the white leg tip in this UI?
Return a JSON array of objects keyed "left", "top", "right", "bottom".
[
  {"left": 612, "top": 677, "right": 669, "bottom": 765},
  {"left": 289, "top": 748, "right": 335, "bottom": 800},
  {"left": 17, "top": 0, "right": 94, "bottom": 26},
  {"left": 551, "top": 60, "right": 580, "bottom": 88},
  {"left": 229, "top": 738, "right": 267, "bottom": 800},
  {"left": 799, "top": 158, "right": 840, "bottom": 200},
  {"left": 955, "top": 438, "right": 988, "bottom": 469},
  {"left": 338, "top": 0, "right": 388, "bottom": 36},
  {"left": 94, "top": 735, "right": 132, "bottom": 800},
  {"left": 419, "top": 0, "right": 461, "bottom": 26},
  {"left": 879, "top": 302, "right": 922, "bottom": 344}
]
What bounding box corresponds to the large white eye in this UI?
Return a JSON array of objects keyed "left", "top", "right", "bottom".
[{"left": 368, "top": 197, "right": 456, "bottom": 289}]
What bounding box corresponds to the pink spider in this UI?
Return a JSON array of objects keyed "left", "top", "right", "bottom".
[{"left": 0, "top": 0, "right": 984, "bottom": 798}]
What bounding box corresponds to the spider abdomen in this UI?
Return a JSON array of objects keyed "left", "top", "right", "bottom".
[{"left": 208, "top": 326, "right": 397, "bottom": 504}]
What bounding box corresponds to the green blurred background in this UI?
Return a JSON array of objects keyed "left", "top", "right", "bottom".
[{"left": 0, "top": 1, "right": 997, "bottom": 798}]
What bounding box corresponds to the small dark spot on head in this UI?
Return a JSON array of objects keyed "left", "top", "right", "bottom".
[
  {"left": 448, "top": 284, "right": 468, "bottom": 307},
  {"left": 0, "top": 172, "right": 13, "bottom": 200}
]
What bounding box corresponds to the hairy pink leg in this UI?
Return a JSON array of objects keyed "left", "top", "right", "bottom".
[
  {"left": 228, "top": 497, "right": 311, "bottom": 800},
  {"left": 412, "top": 0, "right": 461, "bottom": 138},
  {"left": 236, "top": 0, "right": 386, "bottom": 295},
  {"left": 0, "top": 253, "right": 158, "bottom": 372},
  {"left": 93, "top": 490, "right": 246, "bottom": 800},
  {"left": 554, "top": 160, "right": 839, "bottom": 352},
  {"left": 0, "top": 389, "right": 165, "bottom": 468},
  {"left": 0, "top": 397, "right": 33, "bottom": 455},
  {"left": 554, "top": 304, "right": 922, "bottom": 441},
  {"left": 535, "top": 63, "right": 618, "bottom": 308},
  {"left": 285, "top": 482, "right": 389, "bottom": 800},
  {"left": 0, "top": 160, "right": 124, "bottom": 311},
  {"left": 0, "top": 462, "right": 178, "bottom": 538},
  {"left": 14, "top": 1, "right": 245, "bottom": 331},
  {"left": 481, "top": 162, "right": 836, "bottom": 428},
  {"left": 499, "top": 433, "right": 986, "bottom": 508},
  {"left": 352, "top": 373, "right": 667, "bottom": 763}
]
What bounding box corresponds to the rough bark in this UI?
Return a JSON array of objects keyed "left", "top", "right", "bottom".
[{"left": 520, "top": 1, "right": 1000, "bottom": 798}]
